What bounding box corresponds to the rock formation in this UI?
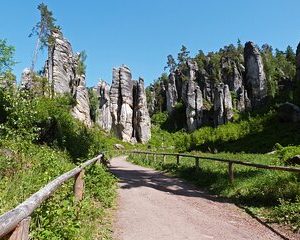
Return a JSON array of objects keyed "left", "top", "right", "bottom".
[
  {"left": 71, "top": 75, "right": 92, "bottom": 127},
  {"left": 214, "top": 84, "right": 233, "bottom": 126},
  {"left": 166, "top": 72, "right": 178, "bottom": 113},
  {"left": 183, "top": 80, "right": 203, "bottom": 132},
  {"left": 96, "top": 65, "right": 151, "bottom": 143},
  {"left": 95, "top": 81, "right": 112, "bottom": 131},
  {"left": 244, "top": 41, "right": 267, "bottom": 106},
  {"left": 134, "top": 78, "right": 151, "bottom": 143},
  {"left": 110, "top": 66, "right": 134, "bottom": 142},
  {"left": 44, "top": 29, "right": 91, "bottom": 126},
  {"left": 20, "top": 68, "right": 32, "bottom": 90}
]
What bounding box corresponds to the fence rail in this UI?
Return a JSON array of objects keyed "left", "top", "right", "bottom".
[
  {"left": 128, "top": 150, "right": 300, "bottom": 183},
  {"left": 0, "top": 154, "right": 104, "bottom": 239}
]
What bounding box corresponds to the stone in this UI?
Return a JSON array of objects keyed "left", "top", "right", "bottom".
[
  {"left": 214, "top": 84, "right": 233, "bottom": 126},
  {"left": 237, "top": 86, "right": 251, "bottom": 112},
  {"left": 109, "top": 65, "right": 151, "bottom": 143},
  {"left": 277, "top": 102, "right": 300, "bottom": 122},
  {"left": 114, "top": 143, "right": 125, "bottom": 150},
  {"left": 134, "top": 78, "right": 151, "bottom": 143},
  {"left": 186, "top": 59, "right": 199, "bottom": 81},
  {"left": 71, "top": 75, "right": 92, "bottom": 127},
  {"left": 183, "top": 80, "right": 203, "bottom": 132},
  {"left": 166, "top": 72, "right": 178, "bottom": 113},
  {"left": 20, "top": 68, "right": 32, "bottom": 90},
  {"left": 44, "top": 29, "right": 91, "bottom": 127},
  {"left": 45, "top": 29, "right": 77, "bottom": 95},
  {"left": 221, "top": 58, "right": 243, "bottom": 92},
  {"left": 244, "top": 41, "right": 267, "bottom": 106},
  {"left": 95, "top": 80, "right": 112, "bottom": 131},
  {"left": 214, "top": 84, "right": 225, "bottom": 126},
  {"left": 223, "top": 84, "right": 234, "bottom": 122}
]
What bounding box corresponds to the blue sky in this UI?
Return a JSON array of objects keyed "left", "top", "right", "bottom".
[{"left": 1, "top": 0, "right": 300, "bottom": 87}]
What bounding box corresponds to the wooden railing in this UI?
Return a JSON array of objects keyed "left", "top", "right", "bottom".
[
  {"left": 0, "top": 154, "right": 105, "bottom": 240},
  {"left": 128, "top": 150, "right": 300, "bottom": 183}
]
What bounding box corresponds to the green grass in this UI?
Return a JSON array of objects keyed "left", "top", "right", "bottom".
[
  {"left": 0, "top": 138, "right": 117, "bottom": 239},
  {"left": 129, "top": 151, "right": 300, "bottom": 232}
]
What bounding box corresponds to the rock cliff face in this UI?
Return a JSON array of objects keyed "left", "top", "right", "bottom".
[
  {"left": 166, "top": 72, "right": 178, "bottom": 113},
  {"left": 244, "top": 41, "right": 267, "bottom": 106},
  {"left": 150, "top": 41, "right": 269, "bottom": 131},
  {"left": 213, "top": 84, "right": 233, "bottom": 126},
  {"left": 96, "top": 65, "right": 151, "bottom": 143},
  {"left": 183, "top": 79, "right": 203, "bottom": 132},
  {"left": 44, "top": 29, "right": 91, "bottom": 126},
  {"left": 71, "top": 75, "right": 92, "bottom": 127},
  {"left": 95, "top": 81, "right": 112, "bottom": 131}
]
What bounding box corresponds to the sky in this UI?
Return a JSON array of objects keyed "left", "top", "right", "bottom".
[{"left": 1, "top": 0, "right": 300, "bottom": 87}]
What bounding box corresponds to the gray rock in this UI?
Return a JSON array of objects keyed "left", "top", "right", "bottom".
[
  {"left": 134, "top": 78, "right": 151, "bottom": 143},
  {"left": 110, "top": 66, "right": 151, "bottom": 143},
  {"left": 114, "top": 143, "right": 125, "bottom": 150},
  {"left": 237, "top": 86, "right": 251, "bottom": 112},
  {"left": 221, "top": 58, "right": 243, "bottom": 93},
  {"left": 45, "top": 29, "right": 77, "bottom": 95},
  {"left": 244, "top": 42, "right": 267, "bottom": 106},
  {"left": 223, "top": 84, "right": 234, "bottom": 122},
  {"left": 44, "top": 29, "right": 91, "bottom": 127},
  {"left": 71, "top": 75, "right": 92, "bottom": 127},
  {"left": 214, "top": 84, "right": 233, "bottom": 126},
  {"left": 20, "top": 68, "right": 32, "bottom": 90},
  {"left": 95, "top": 80, "right": 112, "bottom": 131},
  {"left": 277, "top": 102, "right": 300, "bottom": 122},
  {"left": 183, "top": 80, "right": 203, "bottom": 132},
  {"left": 187, "top": 59, "right": 198, "bottom": 81},
  {"left": 166, "top": 72, "right": 178, "bottom": 113}
]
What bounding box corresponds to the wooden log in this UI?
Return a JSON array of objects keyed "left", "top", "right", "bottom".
[
  {"left": 176, "top": 155, "right": 180, "bottom": 165},
  {"left": 4, "top": 217, "right": 31, "bottom": 240},
  {"left": 74, "top": 170, "right": 85, "bottom": 202},
  {"left": 0, "top": 155, "right": 102, "bottom": 238},
  {"left": 228, "top": 162, "right": 234, "bottom": 184}
]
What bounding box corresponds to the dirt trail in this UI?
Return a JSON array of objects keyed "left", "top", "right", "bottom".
[{"left": 110, "top": 156, "right": 283, "bottom": 240}]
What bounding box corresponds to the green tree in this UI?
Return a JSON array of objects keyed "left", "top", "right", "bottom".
[
  {"left": 76, "top": 51, "right": 87, "bottom": 75},
  {"left": 164, "top": 54, "right": 177, "bottom": 73},
  {"left": 30, "top": 3, "right": 58, "bottom": 72},
  {"left": 0, "top": 39, "right": 16, "bottom": 75},
  {"left": 177, "top": 45, "right": 190, "bottom": 65}
]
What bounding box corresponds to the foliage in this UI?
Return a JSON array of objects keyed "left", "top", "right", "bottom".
[
  {"left": 29, "top": 3, "right": 58, "bottom": 50},
  {"left": 0, "top": 39, "right": 16, "bottom": 75},
  {"left": 0, "top": 138, "right": 116, "bottom": 239},
  {"left": 76, "top": 50, "right": 87, "bottom": 76},
  {"left": 88, "top": 87, "right": 99, "bottom": 123}
]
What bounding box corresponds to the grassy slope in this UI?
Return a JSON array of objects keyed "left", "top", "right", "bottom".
[{"left": 0, "top": 138, "right": 117, "bottom": 239}]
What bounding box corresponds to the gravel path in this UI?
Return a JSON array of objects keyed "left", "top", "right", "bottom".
[{"left": 110, "top": 156, "right": 283, "bottom": 240}]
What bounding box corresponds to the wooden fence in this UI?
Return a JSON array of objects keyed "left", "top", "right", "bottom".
[
  {"left": 128, "top": 150, "right": 300, "bottom": 183},
  {"left": 0, "top": 154, "right": 104, "bottom": 240}
]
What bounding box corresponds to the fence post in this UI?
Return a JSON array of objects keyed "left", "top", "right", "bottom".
[
  {"left": 6, "top": 217, "right": 31, "bottom": 240},
  {"left": 228, "top": 162, "right": 234, "bottom": 184},
  {"left": 176, "top": 155, "right": 180, "bottom": 165},
  {"left": 153, "top": 154, "right": 156, "bottom": 162},
  {"left": 146, "top": 153, "right": 149, "bottom": 161},
  {"left": 74, "top": 169, "right": 85, "bottom": 202},
  {"left": 163, "top": 154, "right": 166, "bottom": 164},
  {"left": 195, "top": 157, "right": 200, "bottom": 170}
]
